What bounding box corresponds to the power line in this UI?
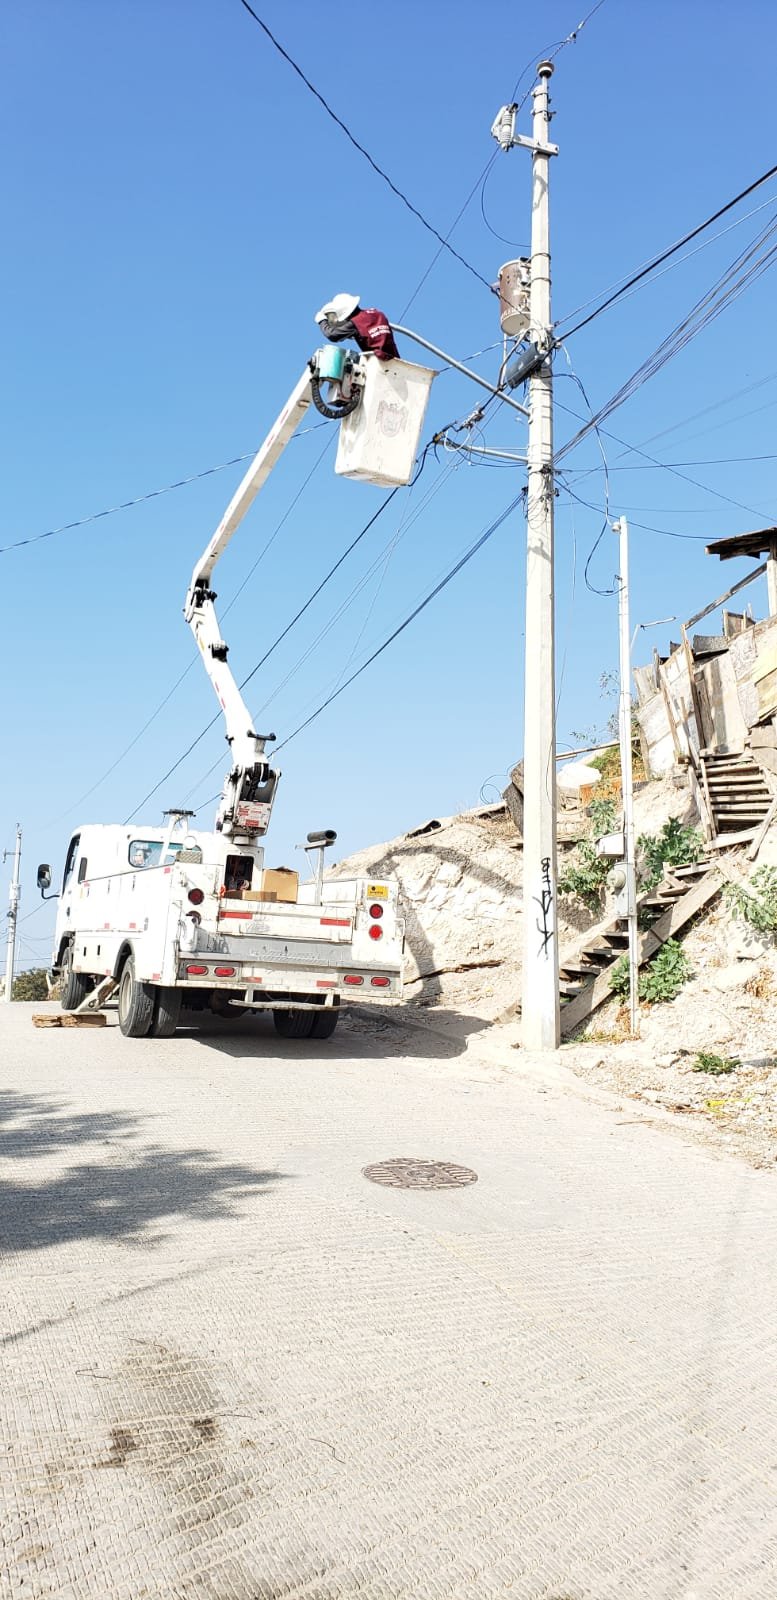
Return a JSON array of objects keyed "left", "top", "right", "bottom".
[
  {"left": 0, "top": 428, "right": 329, "bottom": 558},
  {"left": 274, "top": 493, "right": 523, "bottom": 754},
  {"left": 235, "top": 0, "right": 492, "bottom": 294},
  {"left": 556, "top": 394, "right": 774, "bottom": 525},
  {"left": 556, "top": 212, "right": 777, "bottom": 462},
  {"left": 180, "top": 452, "right": 461, "bottom": 807},
  {"left": 557, "top": 161, "right": 777, "bottom": 339},
  {"left": 122, "top": 486, "right": 404, "bottom": 823}
]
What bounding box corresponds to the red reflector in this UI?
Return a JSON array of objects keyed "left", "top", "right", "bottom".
[
  {"left": 187, "top": 964, "right": 208, "bottom": 976},
  {"left": 320, "top": 917, "right": 351, "bottom": 927},
  {"left": 369, "top": 903, "right": 384, "bottom": 920},
  {"left": 371, "top": 977, "right": 390, "bottom": 987},
  {"left": 343, "top": 974, "right": 364, "bottom": 986},
  {"left": 188, "top": 888, "right": 205, "bottom": 906},
  {"left": 214, "top": 966, "right": 235, "bottom": 978},
  {"left": 369, "top": 925, "right": 383, "bottom": 941}
]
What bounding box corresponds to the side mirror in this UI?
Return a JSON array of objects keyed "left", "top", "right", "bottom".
[{"left": 37, "top": 864, "right": 52, "bottom": 892}]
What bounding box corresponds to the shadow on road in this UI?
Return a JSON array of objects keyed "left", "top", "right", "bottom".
[
  {"left": 0, "top": 1088, "right": 284, "bottom": 1256},
  {"left": 179, "top": 1005, "right": 491, "bottom": 1062}
]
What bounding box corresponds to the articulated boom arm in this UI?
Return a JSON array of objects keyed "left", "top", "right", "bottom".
[
  {"left": 184, "top": 367, "right": 315, "bottom": 842},
  {"left": 184, "top": 353, "right": 362, "bottom": 842}
]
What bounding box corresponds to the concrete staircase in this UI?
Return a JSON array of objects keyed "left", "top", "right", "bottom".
[{"left": 558, "top": 859, "right": 722, "bottom": 1038}]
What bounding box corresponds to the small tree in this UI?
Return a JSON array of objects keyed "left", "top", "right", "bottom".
[{"left": 12, "top": 968, "right": 49, "bottom": 1002}]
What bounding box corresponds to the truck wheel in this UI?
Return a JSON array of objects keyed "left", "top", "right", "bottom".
[
  {"left": 273, "top": 1008, "right": 314, "bottom": 1039},
  {"left": 310, "top": 1009, "right": 340, "bottom": 1039},
  {"left": 117, "top": 955, "right": 155, "bottom": 1038},
  {"left": 149, "top": 986, "right": 182, "bottom": 1038},
  {"left": 60, "top": 943, "right": 92, "bottom": 1012}
]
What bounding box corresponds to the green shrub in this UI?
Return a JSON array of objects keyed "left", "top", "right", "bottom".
[
  {"left": 692, "top": 1052, "right": 740, "bottom": 1075},
  {"left": 609, "top": 939, "right": 691, "bottom": 1005},
  {"left": 558, "top": 799, "right": 618, "bottom": 911},
  {"left": 724, "top": 866, "right": 777, "bottom": 934},
  {"left": 12, "top": 968, "right": 49, "bottom": 1002},
  {"left": 637, "top": 817, "right": 704, "bottom": 892}
]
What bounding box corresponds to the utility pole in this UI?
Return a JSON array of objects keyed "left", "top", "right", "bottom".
[
  {"left": 615, "top": 520, "right": 639, "bottom": 1036},
  {"left": 520, "top": 62, "right": 560, "bottom": 1049},
  {"left": 3, "top": 825, "right": 22, "bottom": 1004}
]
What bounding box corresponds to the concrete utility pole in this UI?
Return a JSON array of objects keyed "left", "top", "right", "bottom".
[
  {"left": 615, "top": 520, "right": 639, "bottom": 1037},
  {"left": 3, "top": 825, "right": 22, "bottom": 1004},
  {"left": 520, "top": 61, "right": 560, "bottom": 1050}
]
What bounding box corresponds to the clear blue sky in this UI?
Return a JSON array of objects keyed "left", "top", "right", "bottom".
[{"left": 3, "top": 0, "right": 777, "bottom": 966}]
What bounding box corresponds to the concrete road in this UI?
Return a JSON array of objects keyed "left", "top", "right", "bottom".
[{"left": 1, "top": 1000, "right": 775, "bottom": 1599}]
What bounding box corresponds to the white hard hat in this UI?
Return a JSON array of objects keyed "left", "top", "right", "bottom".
[{"left": 315, "top": 292, "right": 360, "bottom": 326}]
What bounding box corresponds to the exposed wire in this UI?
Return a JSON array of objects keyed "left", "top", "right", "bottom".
[{"left": 235, "top": 0, "right": 492, "bottom": 293}]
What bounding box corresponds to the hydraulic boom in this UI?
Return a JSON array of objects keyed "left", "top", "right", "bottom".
[{"left": 184, "top": 349, "right": 362, "bottom": 842}]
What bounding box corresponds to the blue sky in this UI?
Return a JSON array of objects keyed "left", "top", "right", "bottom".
[{"left": 3, "top": 0, "right": 777, "bottom": 967}]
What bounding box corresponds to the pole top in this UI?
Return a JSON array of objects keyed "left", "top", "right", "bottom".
[{"left": 537, "top": 60, "right": 555, "bottom": 79}]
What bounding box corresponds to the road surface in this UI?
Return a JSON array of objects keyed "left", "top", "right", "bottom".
[{"left": 1, "top": 1001, "right": 775, "bottom": 1598}]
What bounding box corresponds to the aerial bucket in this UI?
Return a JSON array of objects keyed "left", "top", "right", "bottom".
[{"left": 335, "top": 355, "right": 436, "bottom": 487}]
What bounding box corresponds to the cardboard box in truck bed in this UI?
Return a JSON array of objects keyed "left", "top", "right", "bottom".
[{"left": 241, "top": 868, "right": 299, "bottom": 903}]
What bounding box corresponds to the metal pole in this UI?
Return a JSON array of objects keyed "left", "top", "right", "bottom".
[
  {"left": 615, "top": 520, "right": 639, "bottom": 1037},
  {"left": 3, "top": 825, "right": 21, "bottom": 1003},
  {"left": 390, "top": 324, "right": 529, "bottom": 419},
  {"left": 521, "top": 61, "right": 559, "bottom": 1050}
]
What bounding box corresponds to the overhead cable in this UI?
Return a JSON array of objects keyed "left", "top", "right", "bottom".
[
  {"left": 558, "top": 161, "right": 777, "bottom": 339},
  {"left": 273, "top": 494, "right": 523, "bottom": 754},
  {"left": 556, "top": 215, "right": 777, "bottom": 463},
  {"left": 235, "top": 0, "right": 492, "bottom": 293},
  {"left": 122, "top": 487, "right": 403, "bottom": 823}
]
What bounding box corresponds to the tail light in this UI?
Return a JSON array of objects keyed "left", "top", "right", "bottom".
[
  {"left": 344, "top": 974, "right": 364, "bottom": 986},
  {"left": 214, "top": 966, "right": 235, "bottom": 978},
  {"left": 369, "top": 925, "right": 383, "bottom": 941},
  {"left": 188, "top": 888, "right": 205, "bottom": 906},
  {"left": 369, "top": 903, "right": 384, "bottom": 920},
  {"left": 371, "top": 977, "right": 390, "bottom": 988},
  {"left": 187, "top": 964, "right": 208, "bottom": 976}
]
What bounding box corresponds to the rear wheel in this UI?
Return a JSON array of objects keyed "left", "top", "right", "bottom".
[
  {"left": 149, "top": 986, "right": 182, "bottom": 1038},
  {"left": 309, "top": 1008, "right": 340, "bottom": 1039},
  {"left": 273, "top": 1008, "right": 314, "bottom": 1039},
  {"left": 60, "top": 943, "right": 92, "bottom": 1012},
  {"left": 117, "top": 956, "right": 155, "bottom": 1039}
]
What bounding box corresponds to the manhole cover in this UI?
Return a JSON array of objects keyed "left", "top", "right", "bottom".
[{"left": 362, "top": 1158, "right": 478, "bottom": 1190}]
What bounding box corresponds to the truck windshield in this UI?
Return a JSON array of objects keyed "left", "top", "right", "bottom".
[{"left": 128, "top": 840, "right": 182, "bottom": 869}]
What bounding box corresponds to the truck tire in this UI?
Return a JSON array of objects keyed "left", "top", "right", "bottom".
[
  {"left": 149, "top": 986, "right": 182, "bottom": 1038},
  {"left": 60, "top": 943, "right": 92, "bottom": 1012},
  {"left": 273, "top": 1008, "right": 314, "bottom": 1039},
  {"left": 310, "top": 1008, "right": 340, "bottom": 1039},
  {"left": 117, "top": 955, "right": 155, "bottom": 1039}
]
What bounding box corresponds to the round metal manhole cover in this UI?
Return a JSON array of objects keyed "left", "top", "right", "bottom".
[{"left": 362, "top": 1158, "right": 478, "bottom": 1190}]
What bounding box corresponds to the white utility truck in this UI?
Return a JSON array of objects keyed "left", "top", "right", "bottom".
[{"left": 38, "top": 332, "right": 434, "bottom": 1038}]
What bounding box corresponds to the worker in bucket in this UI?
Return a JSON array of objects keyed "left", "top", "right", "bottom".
[{"left": 315, "top": 293, "right": 399, "bottom": 361}]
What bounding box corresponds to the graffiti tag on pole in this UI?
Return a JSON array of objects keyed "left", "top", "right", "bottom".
[{"left": 535, "top": 856, "right": 554, "bottom": 958}]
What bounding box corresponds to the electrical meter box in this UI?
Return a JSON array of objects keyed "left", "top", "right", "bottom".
[{"left": 336, "top": 355, "right": 436, "bottom": 487}]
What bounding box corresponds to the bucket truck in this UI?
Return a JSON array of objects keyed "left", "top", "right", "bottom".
[{"left": 38, "top": 337, "right": 434, "bottom": 1038}]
